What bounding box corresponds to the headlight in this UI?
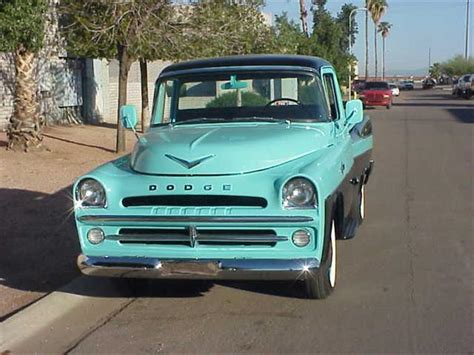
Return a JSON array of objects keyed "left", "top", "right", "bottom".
[
  {"left": 76, "top": 178, "right": 106, "bottom": 208},
  {"left": 383, "top": 94, "right": 390, "bottom": 98},
  {"left": 282, "top": 178, "right": 316, "bottom": 209}
]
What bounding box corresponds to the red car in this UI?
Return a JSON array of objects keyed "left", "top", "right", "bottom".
[{"left": 359, "top": 81, "right": 393, "bottom": 109}]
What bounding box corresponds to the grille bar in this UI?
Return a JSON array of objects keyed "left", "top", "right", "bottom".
[
  {"left": 106, "top": 228, "right": 287, "bottom": 246},
  {"left": 122, "top": 195, "right": 267, "bottom": 208},
  {"left": 107, "top": 233, "right": 287, "bottom": 244}
]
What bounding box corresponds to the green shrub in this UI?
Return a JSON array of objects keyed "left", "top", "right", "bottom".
[{"left": 206, "top": 91, "right": 268, "bottom": 108}]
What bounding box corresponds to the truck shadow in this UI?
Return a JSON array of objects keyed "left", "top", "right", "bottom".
[
  {"left": 56, "top": 278, "right": 307, "bottom": 300},
  {"left": 117, "top": 280, "right": 307, "bottom": 299},
  {"left": 0, "top": 187, "right": 80, "bottom": 295}
]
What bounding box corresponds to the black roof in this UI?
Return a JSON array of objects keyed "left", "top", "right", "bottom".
[{"left": 161, "top": 55, "right": 332, "bottom": 74}]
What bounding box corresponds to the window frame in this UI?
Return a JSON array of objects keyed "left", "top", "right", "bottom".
[
  {"left": 150, "top": 69, "right": 332, "bottom": 126},
  {"left": 320, "top": 68, "right": 342, "bottom": 121}
]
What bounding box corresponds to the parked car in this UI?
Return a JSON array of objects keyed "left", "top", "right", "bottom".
[
  {"left": 73, "top": 55, "right": 374, "bottom": 299},
  {"left": 452, "top": 79, "right": 460, "bottom": 95},
  {"left": 457, "top": 73, "right": 474, "bottom": 99},
  {"left": 352, "top": 79, "right": 366, "bottom": 93},
  {"left": 389, "top": 83, "right": 400, "bottom": 96},
  {"left": 399, "top": 80, "right": 415, "bottom": 90},
  {"left": 422, "top": 78, "right": 436, "bottom": 89},
  {"left": 359, "top": 81, "right": 393, "bottom": 109}
]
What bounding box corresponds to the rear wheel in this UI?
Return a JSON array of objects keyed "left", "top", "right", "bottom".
[{"left": 305, "top": 220, "right": 336, "bottom": 299}]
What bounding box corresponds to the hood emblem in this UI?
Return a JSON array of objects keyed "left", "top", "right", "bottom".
[{"left": 165, "top": 154, "right": 215, "bottom": 169}]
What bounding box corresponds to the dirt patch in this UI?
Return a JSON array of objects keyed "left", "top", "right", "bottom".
[{"left": 0, "top": 124, "right": 135, "bottom": 319}]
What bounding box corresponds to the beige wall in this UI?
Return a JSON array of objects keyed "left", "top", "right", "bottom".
[{"left": 94, "top": 59, "right": 171, "bottom": 125}]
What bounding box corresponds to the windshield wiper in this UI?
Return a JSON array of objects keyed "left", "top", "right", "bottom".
[
  {"left": 170, "top": 118, "right": 228, "bottom": 126},
  {"left": 169, "top": 116, "right": 291, "bottom": 127},
  {"left": 231, "top": 117, "right": 291, "bottom": 125}
]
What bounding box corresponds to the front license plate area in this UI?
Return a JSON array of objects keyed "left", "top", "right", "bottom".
[{"left": 160, "top": 261, "right": 220, "bottom": 277}]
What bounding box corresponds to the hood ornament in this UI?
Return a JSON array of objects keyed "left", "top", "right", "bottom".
[{"left": 165, "top": 154, "right": 215, "bottom": 169}]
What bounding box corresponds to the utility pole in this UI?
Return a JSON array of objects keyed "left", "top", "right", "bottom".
[
  {"left": 348, "top": 7, "right": 368, "bottom": 100},
  {"left": 299, "top": 0, "right": 309, "bottom": 37},
  {"left": 465, "top": 0, "right": 470, "bottom": 59},
  {"left": 428, "top": 47, "right": 431, "bottom": 71}
]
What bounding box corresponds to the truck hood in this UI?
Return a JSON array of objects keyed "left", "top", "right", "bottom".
[{"left": 131, "top": 123, "right": 331, "bottom": 175}]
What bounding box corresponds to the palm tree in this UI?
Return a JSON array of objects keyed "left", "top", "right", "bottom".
[
  {"left": 364, "top": 0, "right": 376, "bottom": 80},
  {"left": 369, "top": 0, "right": 387, "bottom": 79},
  {"left": 429, "top": 62, "right": 442, "bottom": 79},
  {"left": 378, "top": 21, "right": 392, "bottom": 80}
]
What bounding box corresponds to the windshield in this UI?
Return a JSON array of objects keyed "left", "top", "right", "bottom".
[
  {"left": 151, "top": 71, "right": 330, "bottom": 126},
  {"left": 364, "top": 81, "right": 390, "bottom": 90}
]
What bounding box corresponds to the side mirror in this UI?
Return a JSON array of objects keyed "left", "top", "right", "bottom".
[
  {"left": 120, "top": 105, "right": 137, "bottom": 129},
  {"left": 345, "top": 99, "right": 364, "bottom": 127}
]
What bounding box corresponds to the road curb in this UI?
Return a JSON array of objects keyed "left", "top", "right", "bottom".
[{"left": 0, "top": 276, "right": 132, "bottom": 353}]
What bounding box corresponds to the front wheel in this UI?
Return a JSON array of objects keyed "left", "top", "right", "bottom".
[
  {"left": 305, "top": 220, "right": 337, "bottom": 299},
  {"left": 386, "top": 102, "right": 392, "bottom": 109}
]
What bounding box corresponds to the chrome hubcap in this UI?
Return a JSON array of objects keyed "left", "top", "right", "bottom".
[
  {"left": 360, "top": 185, "right": 365, "bottom": 220},
  {"left": 329, "top": 221, "right": 336, "bottom": 287}
]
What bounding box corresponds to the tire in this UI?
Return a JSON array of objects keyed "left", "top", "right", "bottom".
[
  {"left": 305, "top": 220, "right": 337, "bottom": 299},
  {"left": 386, "top": 102, "right": 392, "bottom": 109}
]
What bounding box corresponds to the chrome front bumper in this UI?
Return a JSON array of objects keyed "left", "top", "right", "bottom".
[{"left": 78, "top": 254, "right": 320, "bottom": 281}]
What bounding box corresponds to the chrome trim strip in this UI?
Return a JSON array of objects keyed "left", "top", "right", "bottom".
[
  {"left": 106, "top": 233, "right": 288, "bottom": 243},
  {"left": 78, "top": 254, "right": 320, "bottom": 281},
  {"left": 78, "top": 215, "right": 314, "bottom": 224}
]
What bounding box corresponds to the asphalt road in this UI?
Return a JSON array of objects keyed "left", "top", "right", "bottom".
[{"left": 4, "top": 88, "right": 473, "bottom": 353}]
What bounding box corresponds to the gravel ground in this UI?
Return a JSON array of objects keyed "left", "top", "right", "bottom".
[{"left": 0, "top": 124, "right": 135, "bottom": 319}]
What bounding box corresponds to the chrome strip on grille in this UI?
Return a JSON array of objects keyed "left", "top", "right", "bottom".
[{"left": 78, "top": 215, "right": 314, "bottom": 224}]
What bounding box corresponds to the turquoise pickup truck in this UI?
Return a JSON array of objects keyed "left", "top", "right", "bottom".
[{"left": 74, "top": 55, "right": 374, "bottom": 299}]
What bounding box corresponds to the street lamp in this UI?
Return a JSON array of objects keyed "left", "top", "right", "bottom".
[{"left": 348, "top": 7, "right": 368, "bottom": 100}]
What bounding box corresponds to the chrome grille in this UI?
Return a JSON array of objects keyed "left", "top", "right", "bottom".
[{"left": 107, "top": 228, "right": 286, "bottom": 247}]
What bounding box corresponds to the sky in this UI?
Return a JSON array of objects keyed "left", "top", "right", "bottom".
[{"left": 264, "top": 0, "right": 473, "bottom": 75}]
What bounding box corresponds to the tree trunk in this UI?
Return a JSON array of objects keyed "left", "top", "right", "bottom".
[
  {"left": 116, "top": 44, "right": 131, "bottom": 153},
  {"left": 299, "top": 0, "right": 309, "bottom": 37},
  {"left": 374, "top": 26, "right": 378, "bottom": 79},
  {"left": 7, "top": 48, "right": 44, "bottom": 152},
  {"left": 365, "top": 10, "right": 369, "bottom": 80},
  {"left": 139, "top": 59, "right": 149, "bottom": 133},
  {"left": 382, "top": 37, "right": 385, "bottom": 80}
]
